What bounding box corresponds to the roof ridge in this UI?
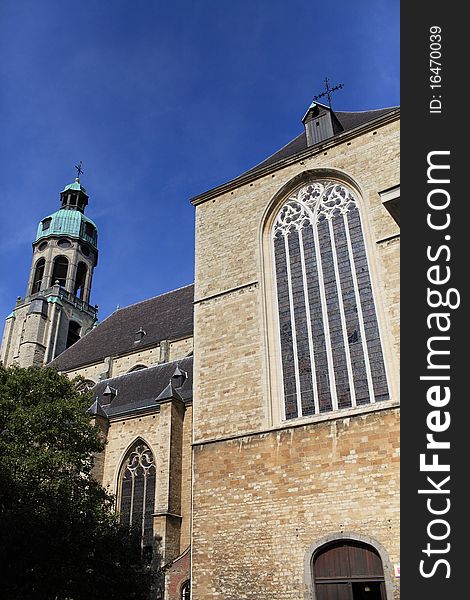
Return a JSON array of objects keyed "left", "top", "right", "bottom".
[
  {"left": 96, "top": 356, "right": 193, "bottom": 385},
  {"left": 114, "top": 282, "right": 194, "bottom": 313},
  {"left": 247, "top": 107, "right": 398, "bottom": 175},
  {"left": 240, "top": 131, "right": 305, "bottom": 175},
  {"left": 335, "top": 105, "right": 399, "bottom": 115}
]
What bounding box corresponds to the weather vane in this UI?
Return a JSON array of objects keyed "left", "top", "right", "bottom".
[
  {"left": 75, "top": 161, "right": 84, "bottom": 179},
  {"left": 313, "top": 77, "right": 344, "bottom": 109}
]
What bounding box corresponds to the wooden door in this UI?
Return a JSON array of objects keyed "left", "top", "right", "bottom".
[{"left": 313, "top": 541, "right": 386, "bottom": 600}]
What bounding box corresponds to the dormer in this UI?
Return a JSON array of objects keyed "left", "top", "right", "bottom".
[{"left": 302, "top": 102, "right": 344, "bottom": 146}]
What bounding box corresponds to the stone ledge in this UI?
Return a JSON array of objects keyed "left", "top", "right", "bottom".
[{"left": 192, "top": 399, "right": 400, "bottom": 447}]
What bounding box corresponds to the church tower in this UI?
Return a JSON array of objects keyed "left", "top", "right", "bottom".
[{"left": 1, "top": 169, "right": 99, "bottom": 368}]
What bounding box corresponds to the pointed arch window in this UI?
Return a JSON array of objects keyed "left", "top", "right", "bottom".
[
  {"left": 76, "top": 379, "right": 96, "bottom": 393},
  {"left": 272, "top": 181, "right": 389, "bottom": 420},
  {"left": 118, "top": 440, "right": 156, "bottom": 547}
]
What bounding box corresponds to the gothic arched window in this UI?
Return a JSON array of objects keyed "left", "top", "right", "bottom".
[
  {"left": 118, "top": 440, "right": 156, "bottom": 547},
  {"left": 76, "top": 379, "right": 96, "bottom": 393},
  {"left": 272, "top": 181, "right": 389, "bottom": 420}
]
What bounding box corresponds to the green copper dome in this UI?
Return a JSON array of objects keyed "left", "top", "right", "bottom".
[{"left": 35, "top": 209, "right": 98, "bottom": 248}]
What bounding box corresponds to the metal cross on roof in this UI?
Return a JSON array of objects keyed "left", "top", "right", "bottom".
[
  {"left": 313, "top": 77, "right": 344, "bottom": 108},
  {"left": 74, "top": 161, "right": 84, "bottom": 179}
]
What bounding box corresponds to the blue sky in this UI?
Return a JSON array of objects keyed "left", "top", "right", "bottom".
[{"left": 0, "top": 0, "right": 399, "bottom": 323}]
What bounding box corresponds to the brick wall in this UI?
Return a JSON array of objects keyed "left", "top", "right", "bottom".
[
  {"left": 191, "top": 408, "right": 400, "bottom": 600},
  {"left": 166, "top": 547, "right": 191, "bottom": 600},
  {"left": 63, "top": 334, "right": 193, "bottom": 382}
]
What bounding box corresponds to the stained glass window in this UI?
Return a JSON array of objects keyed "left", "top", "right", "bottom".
[
  {"left": 272, "top": 181, "right": 389, "bottom": 419},
  {"left": 118, "top": 440, "right": 156, "bottom": 547}
]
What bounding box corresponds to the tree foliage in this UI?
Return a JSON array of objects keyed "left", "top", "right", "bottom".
[{"left": 0, "top": 365, "right": 153, "bottom": 599}]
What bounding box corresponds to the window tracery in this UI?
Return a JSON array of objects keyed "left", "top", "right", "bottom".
[
  {"left": 76, "top": 379, "right": 95, "bottom": 393},
  {"left": 272, "top": 181, "right": 389, "bottom": 419},
  {"left": 118, "top": 440, "right": 156, "bottom": 547}
]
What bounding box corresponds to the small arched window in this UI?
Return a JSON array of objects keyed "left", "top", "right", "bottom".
[
  {"left": 32, "top": 258, "right": 46, "bottom": 294},
  {"left": 272, "top": 180, "right": 389, "bottom": 420},
  {"left": 73, "top": 262, "right": 88, "bottom": 299},
  {"left": 118, "top": 440, "right": 156, "bottom": 547},
  {"left": 76, "top": 379, "right": 95, "bottom": 393},
  {"left": 313, "top": 540, "right": 386, "bottom": 599},
  {"left": 66, "top": 321, "right": 81, "bottom": 348},
  {"left": 181, "top": 580, "right": 190, "bottom": 600},
  {"left": 51, "top": 255, "right": 69, "bottom": 288},
  {"left": 128, "top": 364, "right": 148, "bottom": 373}
]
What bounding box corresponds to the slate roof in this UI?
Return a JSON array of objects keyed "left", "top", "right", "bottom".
[
  {"left": 89, "top": 356, "right": 193, "bottom": 418},
  {"left": 50, "top": 284, "right": 194, "bottom": 371},
  {"left": 190, "top": 106, "right": 399, "bottom": 205},
  {"left": 240, "top": 107, "right": 399, "bottom": 177}
]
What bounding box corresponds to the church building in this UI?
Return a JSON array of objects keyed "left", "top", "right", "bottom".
[{"left": 1, "top": 99, "right": 400, "bottom": 600}]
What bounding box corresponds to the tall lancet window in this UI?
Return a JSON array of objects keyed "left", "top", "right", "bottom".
[
  {"left": 272, "top": 181, "right": 389, "bottom": 420},
  {"left": 118, "top": 440, "right": 156, "bottom": 547}
]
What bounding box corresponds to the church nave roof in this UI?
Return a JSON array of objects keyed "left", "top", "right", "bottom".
[{"left": 50, "top": 284, "right": 194, "bottom": 371}]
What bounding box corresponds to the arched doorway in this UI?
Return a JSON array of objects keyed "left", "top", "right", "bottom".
[{"left": 313, "top": 540, "right": 386, "bottom": 600}]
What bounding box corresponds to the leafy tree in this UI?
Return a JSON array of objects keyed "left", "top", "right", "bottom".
[{"left": 0, "top": 365, "right": 154, "bottom": 599}]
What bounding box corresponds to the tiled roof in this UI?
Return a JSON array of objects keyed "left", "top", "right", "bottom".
[
  {"left": 50, "top": 284, "right": 194, "bottom": 371},
  {"left": 89, "top": 356, "right": 193, "bottom": 418}
]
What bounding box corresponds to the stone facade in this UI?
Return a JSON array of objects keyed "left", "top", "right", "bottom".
[
  {"left": 192, "top": 408, "right": 399, "bottom": 599},
  {"left": 65, "top": 334, "right": 193, "bottom": 383},
  {"left": 84, "top": 363, "right": 194, "bottom": 590},
  {"left": 1, "top": 289, "right": 97, "bottom": 368},
  {"left": 95, "top": 402, "right": 192, "bottom": 563},
  {"left": 190, "top": 110, "right": 400, "bottom": 598}
]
